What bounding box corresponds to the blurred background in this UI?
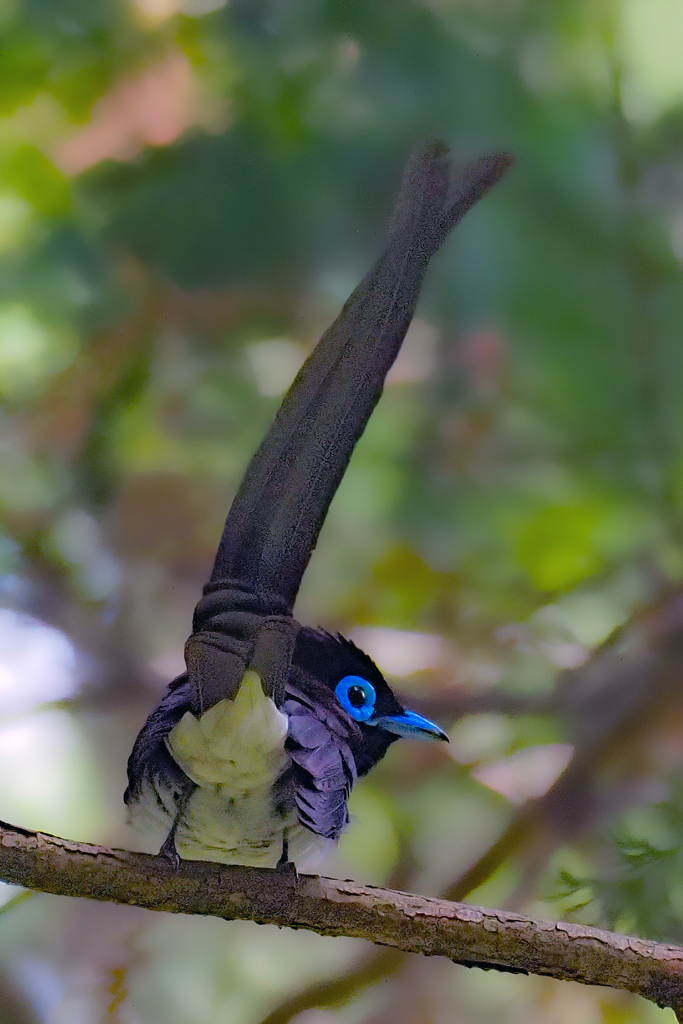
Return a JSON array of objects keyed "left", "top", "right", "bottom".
[{"left": 3, "top": 0, "right": 683, "bottom": 1021}]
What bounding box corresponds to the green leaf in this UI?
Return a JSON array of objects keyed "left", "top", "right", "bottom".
[{"left": 1, "top": 145, "right": 71, "bottom": 216}]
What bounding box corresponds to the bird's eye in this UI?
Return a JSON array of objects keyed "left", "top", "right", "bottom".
[{"left": 335, "top": 675, "right": 376, "bottom": 722}]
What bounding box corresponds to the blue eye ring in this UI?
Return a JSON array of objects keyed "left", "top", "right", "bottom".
[{"left": 335, "top": 675, "right": 376, "bottom": 722}]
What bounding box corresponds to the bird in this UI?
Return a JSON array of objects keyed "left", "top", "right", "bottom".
[{"left": 125, "top": 140, "right": 513, "bottom": 871}]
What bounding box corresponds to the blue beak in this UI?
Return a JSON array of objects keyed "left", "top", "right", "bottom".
[{"left": 371, "top": 709, "right": 449, "bottom": 742}]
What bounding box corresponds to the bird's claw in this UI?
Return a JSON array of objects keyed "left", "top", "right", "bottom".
[
  {"left": 276, "top": 858, "right": 298, "bottom": 880},
  {"left": 276, "top": 836, "right": 297, "bottom": 880},
  {"left": 159, "top": 833, "right": 182, "bottom": 870}
]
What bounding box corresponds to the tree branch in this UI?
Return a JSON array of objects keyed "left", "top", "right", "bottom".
[{"left": 1, "top": 821, "right": 683, "bottom": 1018}]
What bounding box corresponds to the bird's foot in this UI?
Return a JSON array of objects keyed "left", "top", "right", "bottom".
[
  {"left": 276, "top": 858, "right": 298, "bottom": 880},
  {"left": 159, "top": 832, "right": 182, "bottom": 870},
  {"left": 276, "top": 837, "right": 297, "bottom": 880}
]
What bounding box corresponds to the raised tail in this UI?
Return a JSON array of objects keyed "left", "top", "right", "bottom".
[{"left": 207, "top": 142, "right": 513, "bottom": 613}]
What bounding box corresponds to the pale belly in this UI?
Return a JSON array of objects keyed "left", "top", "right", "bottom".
[{"left": 174, "top": 785, "right": 330, "bottom": 868}]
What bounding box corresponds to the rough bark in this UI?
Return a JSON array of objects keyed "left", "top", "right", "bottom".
[{"left": 1, "top": 821, "right": 682, "bottom": 1017}]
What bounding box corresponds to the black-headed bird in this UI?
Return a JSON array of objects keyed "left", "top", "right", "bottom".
[{"left": 125, "top": 141, "right": 512, "bottom": 870}]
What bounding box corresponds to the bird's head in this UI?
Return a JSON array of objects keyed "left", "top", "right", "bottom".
[{"left": 290, "top": 629, "right": 448, "bottom": 776}]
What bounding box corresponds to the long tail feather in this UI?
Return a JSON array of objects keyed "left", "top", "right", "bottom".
[{"left": 209, "top": 142, "right": 513, "bottom": 612}]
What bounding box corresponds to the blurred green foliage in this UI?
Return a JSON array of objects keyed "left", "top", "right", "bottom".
[{"left": 3, "top": 0, "right": 683, "bottom": 1022}]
